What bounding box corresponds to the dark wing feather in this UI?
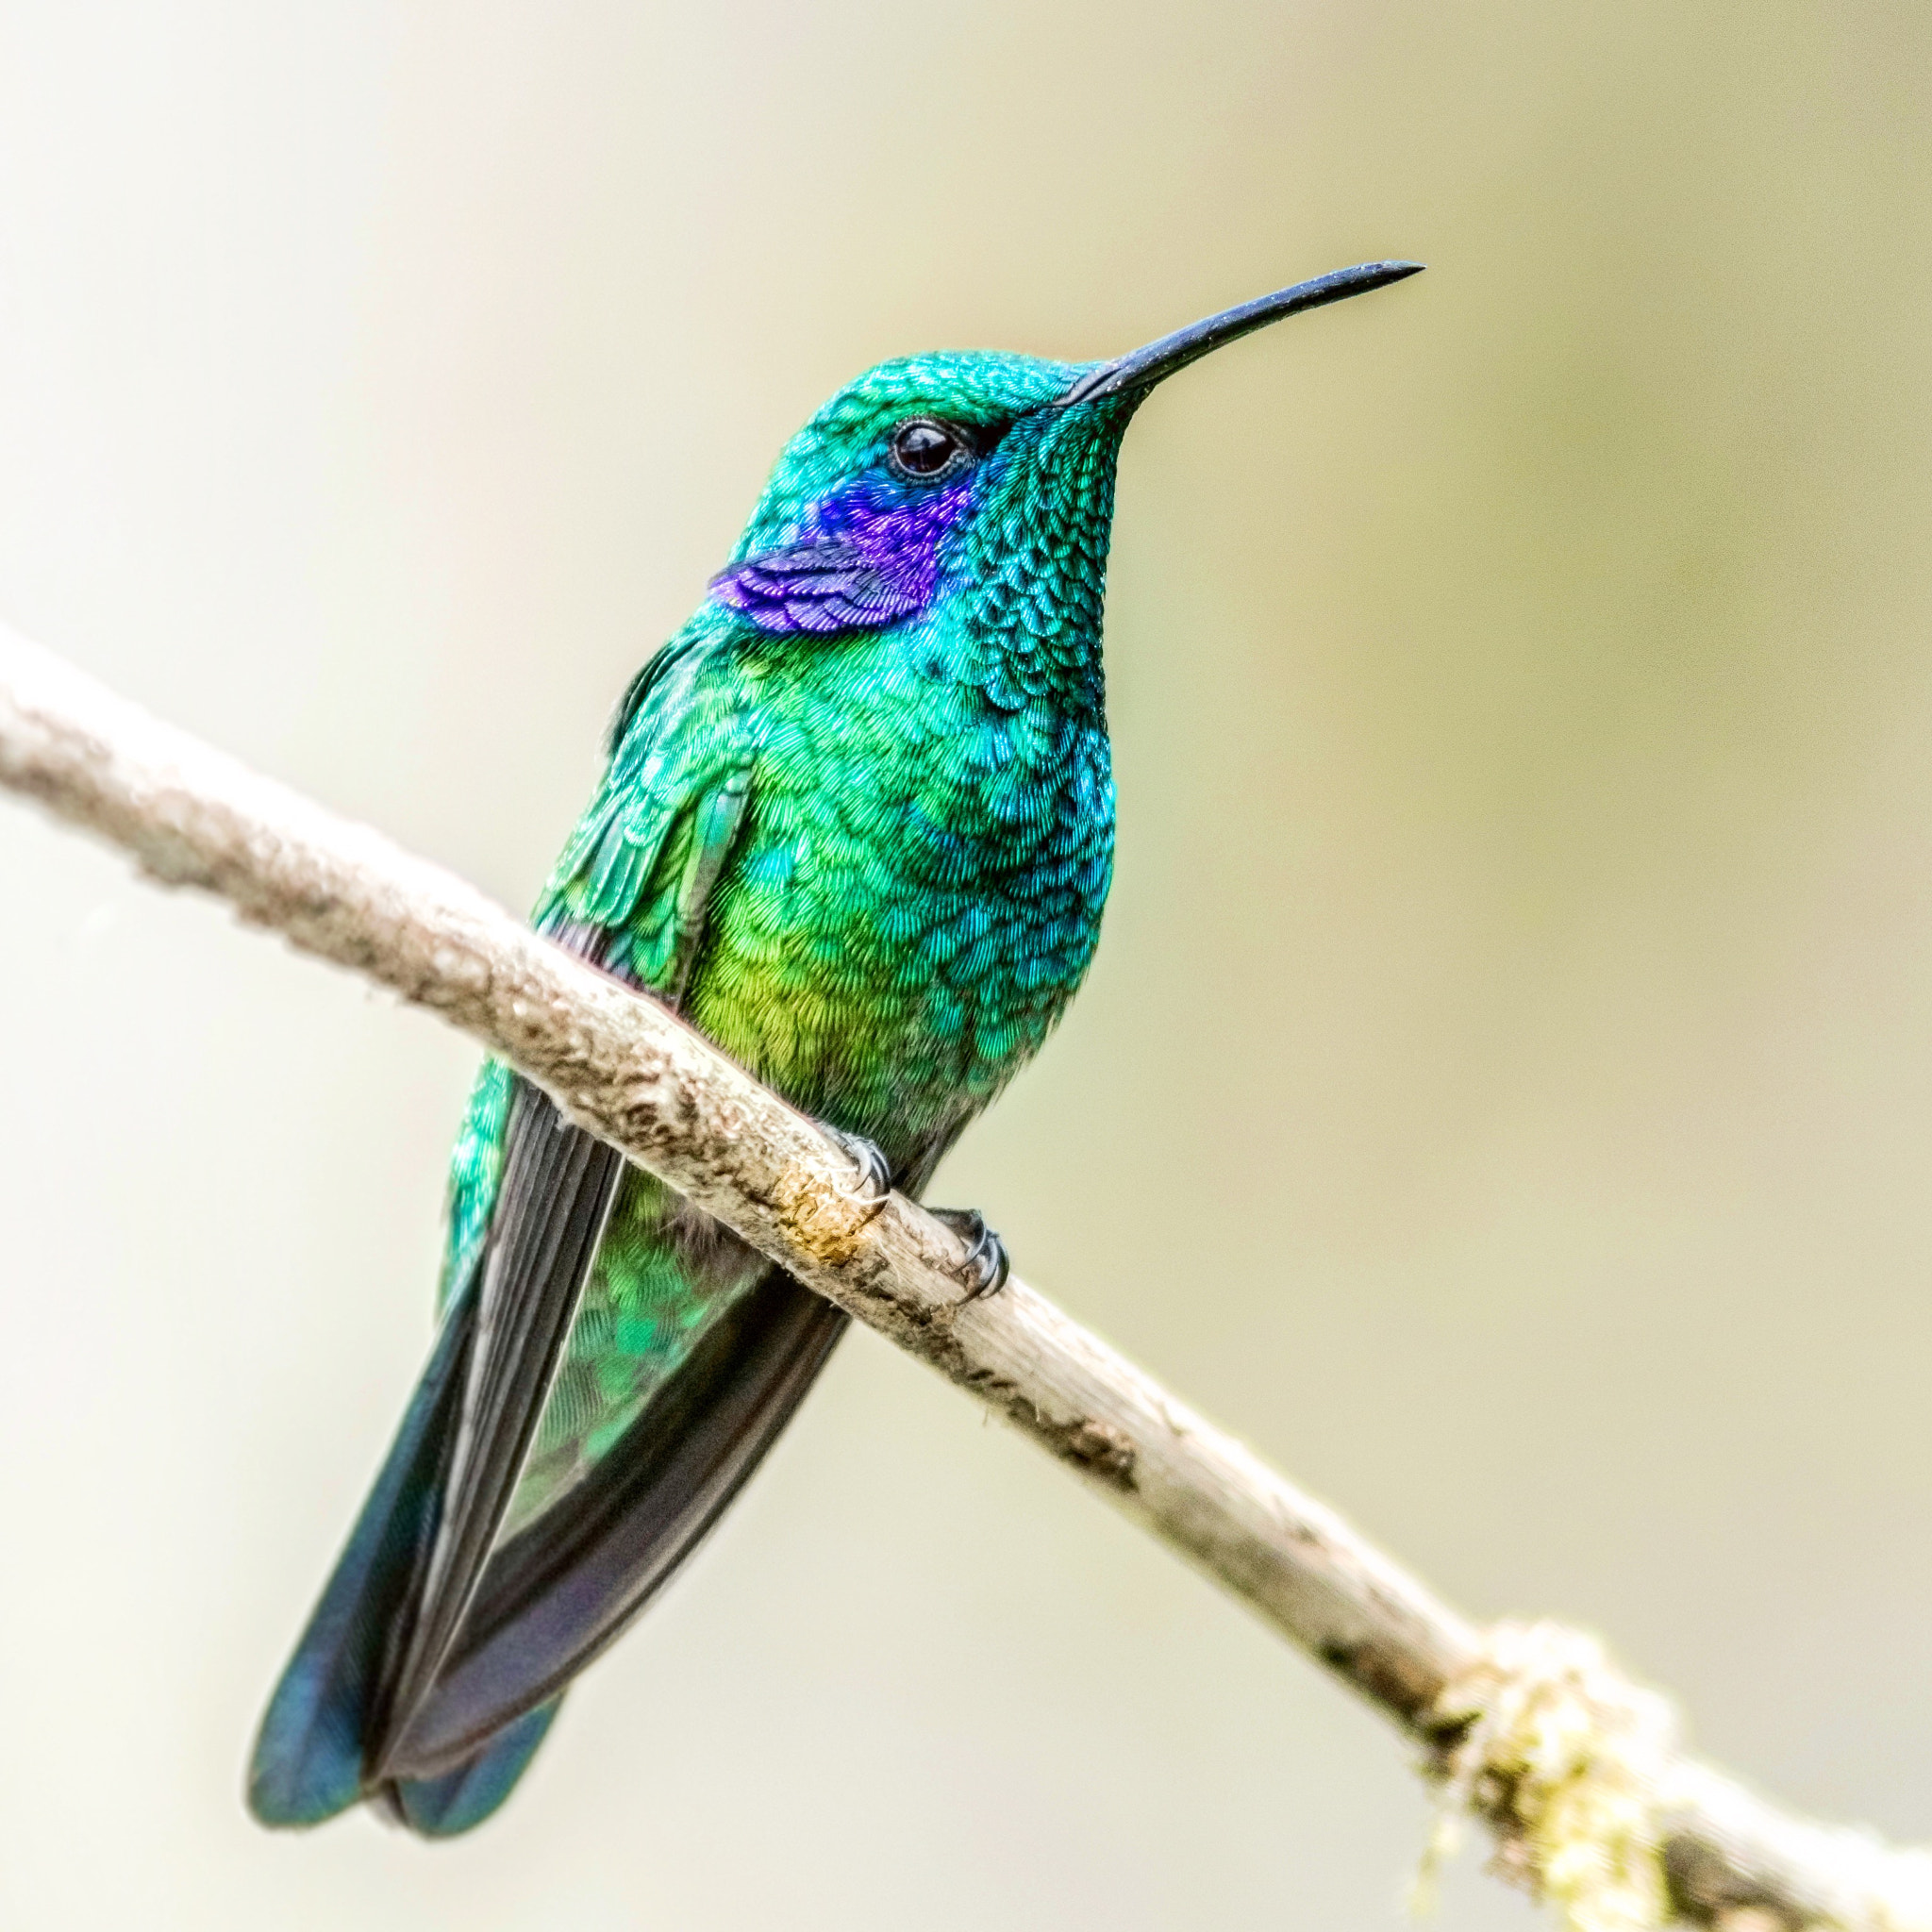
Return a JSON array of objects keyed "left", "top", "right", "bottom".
[
  {"left": 367, "top": 1052, "right": 625, "bottom": 1778},
  {"left": 388, "top": 1128, "right": 979, "bottom": 1775},
  {"left": 388, "top": 1273, "right": 846, "bottom": 1777},
  {"left": 371, "top": 759, "right": 762, "bottom": 1785}
]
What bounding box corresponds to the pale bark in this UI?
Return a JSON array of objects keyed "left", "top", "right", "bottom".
[{"left": 2, "top": 621, "right": 1926, "bottom": 1932}]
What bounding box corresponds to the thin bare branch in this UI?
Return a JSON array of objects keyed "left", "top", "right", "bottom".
[{"left": 2, "top": 621, "right": 1924, "bottom": 1932}]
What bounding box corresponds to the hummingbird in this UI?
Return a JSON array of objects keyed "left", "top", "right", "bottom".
[{"left": 247, "top": 259, "right": 1422, "bottom": 1838}]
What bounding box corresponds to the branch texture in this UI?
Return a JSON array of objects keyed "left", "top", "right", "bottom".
[{"left": 1, "top": 622, "right": 1925, "bottom": 1932}]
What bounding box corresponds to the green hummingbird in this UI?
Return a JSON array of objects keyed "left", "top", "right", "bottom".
[{"left": 247, "top": 259, "right": 1421, "bottom": 1837}]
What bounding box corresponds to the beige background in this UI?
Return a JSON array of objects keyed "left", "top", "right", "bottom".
[{"left": 5, "top": 4, "right": 1932, "bottom": 1927}]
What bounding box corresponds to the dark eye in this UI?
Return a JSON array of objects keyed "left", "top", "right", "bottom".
[{"left": 888, "top": 417, "right": 969, "bottom": 480}]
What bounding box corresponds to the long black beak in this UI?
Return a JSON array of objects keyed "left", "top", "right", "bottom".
[{"left": 1058, "top": 260, "right": 1424, "bottom": 407}]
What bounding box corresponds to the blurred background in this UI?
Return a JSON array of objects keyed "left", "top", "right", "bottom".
[{"left": 4, "top": 3, "right": 1932, "bottom": 1926}]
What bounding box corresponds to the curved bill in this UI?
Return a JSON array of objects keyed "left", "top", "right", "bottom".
[{"left": 1058, "top": 259, "right": 1424, "bottom": 407}]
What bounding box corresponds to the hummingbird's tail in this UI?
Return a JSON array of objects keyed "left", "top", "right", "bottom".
[
  {"left": 247, "top": 1274, "right": 479, "bottom": 1831},
  {"left": 246, "top": 1270, "right": 569, "bottom": 1839},
  {"left": 382, "top": 1699, "right": 560, "bottom": 1837}
]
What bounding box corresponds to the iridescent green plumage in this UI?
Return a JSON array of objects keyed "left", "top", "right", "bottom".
[
  {"left": 249, "top": 263, "right": 1421, "bottom": 1839},
  {"left": 472, "top": 358, "right": 1124, "bottom": 1539}
]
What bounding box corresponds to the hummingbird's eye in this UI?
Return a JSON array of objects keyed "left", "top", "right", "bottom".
[{"left": 887, "top": 418, "right": 969, "bottom": 481}]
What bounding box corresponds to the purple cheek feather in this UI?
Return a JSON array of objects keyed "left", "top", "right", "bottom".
[{"left": 710, "top": 477, "right": 972, "bottom": 636}]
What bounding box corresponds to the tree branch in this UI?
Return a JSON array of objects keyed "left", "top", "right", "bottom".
[{"left": 1, "top": 621, "right": 1924, "bottom": 1932}]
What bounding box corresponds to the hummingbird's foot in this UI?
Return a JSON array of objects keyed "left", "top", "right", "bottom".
[
  {"left": 824, "top": 1128, "right": 892, "bottom": 1208},
  {"left": 928, "top": 1208, "right": 1010, "bottom": 1301}
]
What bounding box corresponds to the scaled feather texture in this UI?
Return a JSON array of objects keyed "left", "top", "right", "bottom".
[{"left": 252, "top": 345, "right": 1132, "bottom": 1834}]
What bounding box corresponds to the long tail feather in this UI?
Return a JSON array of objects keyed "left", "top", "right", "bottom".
[
  {"left": 247, "top": 1284, "right": 475, "bottom": 1827},
  {"left": 384, "top": 1698, "right": 562, "bottom": 1839}
]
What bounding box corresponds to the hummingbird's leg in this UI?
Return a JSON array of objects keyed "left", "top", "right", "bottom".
[
  {"left": 926, "top": 1208, "right": 1010, "bottom": 1301},
  {"left": 824, "top": 1128, "right": 892, "bottom": 1208}
]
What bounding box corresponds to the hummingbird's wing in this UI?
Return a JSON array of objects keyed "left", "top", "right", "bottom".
[
  {"left": 253, "top": 631, "right": 849, "bottom": 1830},
  {"left": 364, "top": 649, "right": 772, "bottom": 1776},
  {"left": 389, "top": 1257, "right": 845, "bottom": 1777},
  {"left": 379, "top": 707, "right": 853, "bottom": 1777},
  {"left": 363, "top": 994, "right": 631, "bottom": 1786},
  {"left": 247, "top": 914, "right": 630, "bottom": 1828}
]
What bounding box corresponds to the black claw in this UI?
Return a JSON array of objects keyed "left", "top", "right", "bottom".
[
  {"left": 825, "top": 1129, "right": 892, "bottom": 1206},
  {"left": 928, "top": 1208, "right": 1009, "bottom": 1301}
]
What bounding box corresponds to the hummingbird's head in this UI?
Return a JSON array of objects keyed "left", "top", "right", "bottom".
[{"left": 710, "top": 261, "right": 1422, "bottom": 714}]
